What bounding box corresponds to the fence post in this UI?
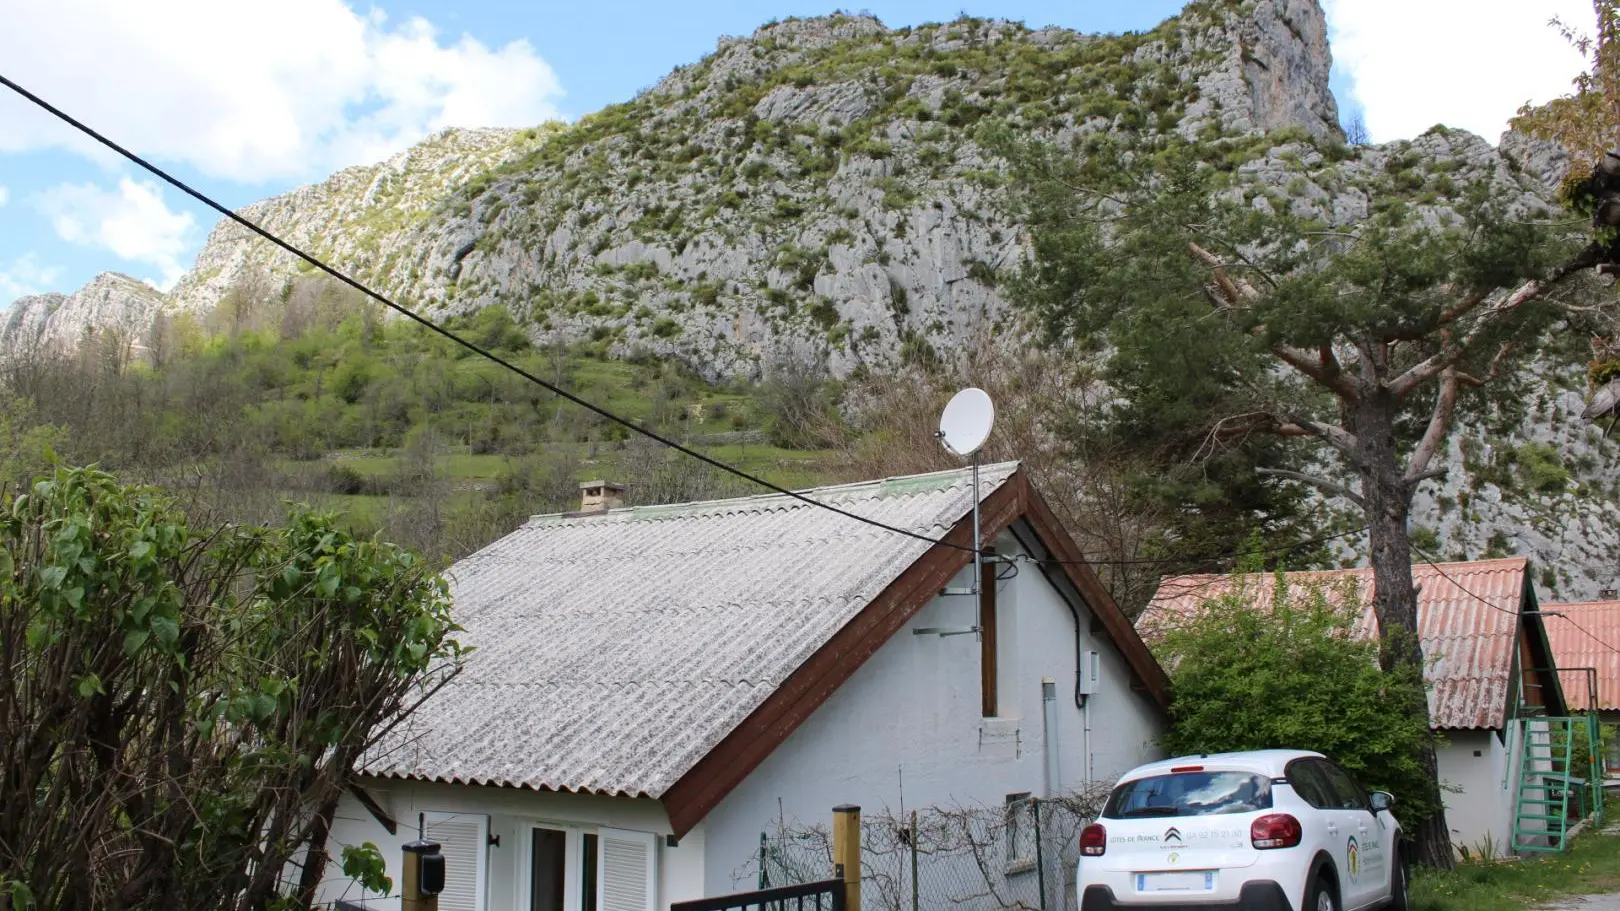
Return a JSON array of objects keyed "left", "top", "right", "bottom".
[
  {"left": 759, "top": 832, "right": 769, "bottom": 890},
  {"left": 833, "top": 805, "right": 861, "bottom": 911},
  {"left": 1034, "top": 798, "right": 1046, "bottom": 910},
  {"left": 909, "top": 810, "right": 919, "bottom": 911},
  {"left": 402, "top": 838, "right": 442, "bottom": 911}
]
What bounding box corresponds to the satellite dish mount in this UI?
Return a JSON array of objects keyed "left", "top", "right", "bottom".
[{"left": 914, "top": 388, "right": 996, "bottom": 640}]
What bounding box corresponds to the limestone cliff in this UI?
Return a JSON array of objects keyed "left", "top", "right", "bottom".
[
  {"left": 1, "top": 272, "right": 164, "bottom": 357},
  {"left": 5, "top": 0, "right": 1618, "bottom": 599}
]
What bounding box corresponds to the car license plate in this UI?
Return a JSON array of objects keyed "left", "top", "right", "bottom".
[{"left": 1135, "top": 871, "right": 1214, "bottom": 893}]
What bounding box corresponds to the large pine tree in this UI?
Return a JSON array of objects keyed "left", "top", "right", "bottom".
[{"left": 998, "top": 108, "right": 1610, "bottom": 864}]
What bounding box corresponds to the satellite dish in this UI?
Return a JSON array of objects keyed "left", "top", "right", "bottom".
[{"left": 938, "top": 387, "right": 995, "bottom": 458}]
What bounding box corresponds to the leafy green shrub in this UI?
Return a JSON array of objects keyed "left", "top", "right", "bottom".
[
  {"left": 1511, "top": 443, "right": 1571, "bottom": 495},
  {"left": 1155, "top": 571, "right": 1439, "bottom": 830}
]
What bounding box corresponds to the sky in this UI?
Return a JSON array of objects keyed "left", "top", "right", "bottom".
[{"left": 0, "top": 0, "right": 1594, "bottom": 306}]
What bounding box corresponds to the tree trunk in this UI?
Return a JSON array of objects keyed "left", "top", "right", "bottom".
[
  {"left": 296, "top": 792, "right": 341, "bottom": 910},
  {"left": 1352, "top": 393, "right": 1456, "bottom": 869}
]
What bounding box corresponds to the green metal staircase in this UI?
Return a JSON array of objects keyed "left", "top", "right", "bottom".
[
  {"left": 1510, "top": 667, "right": 1607, "bottom": 855},
  {"left": 1512, "top": 716, "right": 1577, "bottom": 853}
]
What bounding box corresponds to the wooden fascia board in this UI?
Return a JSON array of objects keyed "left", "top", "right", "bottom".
[
  {"left": 347, "top": 781, "right": 398, "bottom": 835},
  {"left": 1519, "top": 569, "right": 1570, "bottom": 717},
  {"left": 659, "top": 469, "right": 1028, "bottom": 838},
  {"left": 1013, "top": 474, "right": 1173, "bottom": 712}
]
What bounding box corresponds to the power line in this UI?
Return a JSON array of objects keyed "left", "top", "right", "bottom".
[
  {"left": 0, "top": 71, "right": 982, "bottom": 555},
  {"left": 1411, "top": 544, "right": 1620, "bottom": 657},
  {"left": 0, "top": 73, "right": 1379, "bottom": 575},
  {"left": 1021, "top": 524, "right": 1367, "bottom": 568}
]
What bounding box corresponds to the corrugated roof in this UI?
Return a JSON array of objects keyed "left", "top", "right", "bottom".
[
  {"left": 365, "top": 462, "right": 1021, "bottom": 798},
  {"left": 1542, "top": 601, "right": 1620, "bottom": 711},
  {"left": 1140, "top": 558, "right": 1531, "bottom": 730}
]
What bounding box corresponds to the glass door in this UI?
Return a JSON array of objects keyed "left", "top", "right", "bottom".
[
  {"left": 530, "top": 828, "right": 567, "bottom": 911},
  {"left": 526, "top": 826, "right": 599, "bottom": 911}
]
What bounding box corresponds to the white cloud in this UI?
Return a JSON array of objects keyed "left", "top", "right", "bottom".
[
  {"left": 0, "top": 0, "right": 565, "bottom": 183},
  {"left": 0, "top": 185, "right": 9, "bottom": 208},
  {"left": 1324, "top": 0, "right": 1591, "bottom": 144},
  {"left": 0, "top": 253, "right": 63, "bottom": 302},
  {"left": 36, "top": 179, "right": 195, "bottom": 290}
]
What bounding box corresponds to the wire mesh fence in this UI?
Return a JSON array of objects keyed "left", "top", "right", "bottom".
[{"left": 739, "top": 786, "right": 1111, "bottom": 911}]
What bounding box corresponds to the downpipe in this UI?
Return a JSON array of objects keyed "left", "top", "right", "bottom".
[{"left": 1042, "top": 678, "right": 1060, "bottom": 797}]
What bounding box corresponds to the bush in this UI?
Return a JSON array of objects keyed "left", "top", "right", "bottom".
[{"left": 1155, "top": 568, "right": 1439, "bottom": 829}]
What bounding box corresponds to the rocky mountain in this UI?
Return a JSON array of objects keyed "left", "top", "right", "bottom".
[
  {"left": 2, "top": 272, "right": 165, "bottom": 358},
  {"left": 11, "top": 0, "right": 1343, "bottom": 378},
  {"left": 3, "top": 0, "right": 1618, "bottom": 600}
]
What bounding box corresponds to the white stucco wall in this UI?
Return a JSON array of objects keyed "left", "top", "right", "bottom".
[
  {"left": 1435, "top": 726, "right": 1520, "bottom": 856},
  {"left": 320, "top": 778, "right": 706, "bottom": 911},
  {"left": 698, "top": 524, "right": 1168, "bottom": 891},
  {"left": 316, "top": 521, "right": 1167, "bottom": 909}
]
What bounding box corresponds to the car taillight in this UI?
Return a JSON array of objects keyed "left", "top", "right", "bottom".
[
  {"left": 1250, "top": 814, "right": 1302, "bottom": 849},
  {"left": 1080, "top": 823, "right": 1107, "bottom": 856}
]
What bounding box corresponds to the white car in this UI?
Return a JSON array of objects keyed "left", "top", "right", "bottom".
[{"left": 1076, "top": 749, "right": 1409, "bottom": 911}]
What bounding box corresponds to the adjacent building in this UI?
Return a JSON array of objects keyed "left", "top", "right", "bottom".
[{"left": 1142, "top": 557, "right": 1568, "bottom": 856}]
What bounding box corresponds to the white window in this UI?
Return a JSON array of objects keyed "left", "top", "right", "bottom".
[
  {"left": 423, "top": 811, "right": 489, "bottom": 911},
  {"left": 1003, "top": 793, "right": 1036, "bottom": 873}
]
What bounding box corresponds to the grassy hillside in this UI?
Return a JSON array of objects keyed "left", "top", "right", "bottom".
[{"left": 9, "top": 278, "right": 845, "bottom": 565}]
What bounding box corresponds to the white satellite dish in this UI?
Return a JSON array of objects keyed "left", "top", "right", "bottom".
[{"left": 939, "top": 387, "right": 995, "bottom": 458}]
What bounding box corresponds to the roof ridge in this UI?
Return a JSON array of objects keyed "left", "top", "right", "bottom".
[
  {"left": 524, "top": 459, "right": 1021, "bottom": 524},
  {"left": 1156, "top": 556, "right": 1531, "bottom": 589}
]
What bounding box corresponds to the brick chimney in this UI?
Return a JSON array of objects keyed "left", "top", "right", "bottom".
[{"left": 578, "top": 480, "right": 626, "bottom": 514}]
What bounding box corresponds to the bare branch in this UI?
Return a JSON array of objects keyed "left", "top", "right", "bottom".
[
  {"left": 1272, "top": 344, "right": 1359, "bottom": 397},
  {"left": 1405, "top": 466, "right": 1451, "bottom": 485},
  {"left": 1406, "top": 369, "right": 1460, "bottom": 481},
  {"left": 1287, "top": 417, "right": 1362, "bottom": 459},
  {"left": 1188, "top": 242, "right": 1362, "bottom": 399},
  {"left": 1188, "top": 242, "right": 1251, "bottom": 306},
  {"left": 1203, "top": 411, "right": 1361, "bottom": 461},
  {"left": 1435, "top": 290, "right": 1491, "bottom": 327},
  {"left": 1388, "top": 243, "right": 1602, "bottom": 398},
  {"left": 1258, "top": 467, "right": 1366, "bottom": 509}
]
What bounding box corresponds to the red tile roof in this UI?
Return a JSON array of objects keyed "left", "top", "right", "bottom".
[
  {"left": 1542, "top": 601, "right": 1620, "bottom": 711},
  {"left": 1141, "top": 558, "right": 1534, "bottom": 730}
]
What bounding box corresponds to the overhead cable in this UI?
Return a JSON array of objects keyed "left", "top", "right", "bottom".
[{"left": 0, "top": 72, "right": 1378, "bottom": 574}]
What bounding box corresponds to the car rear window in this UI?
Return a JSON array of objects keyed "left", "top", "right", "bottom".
[{"left": 1103, "top": 771, "right": 1273, "bottom": 818}]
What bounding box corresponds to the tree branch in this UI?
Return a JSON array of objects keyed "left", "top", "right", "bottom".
[
  {"left": 1189, "top": 242, "right": 1252, "bottom": 305},
  {"left": 1388, "top": 243, "right": 1602, "bottom": 398},
  {"left": 1257, "top": 467, "right": 1366, "bottom": 508},
  {"left": 1405, "top": 465, "right": 1451, "bottom": 485},
  {"left": 1435, "top": 289, "right": 1491, "bottom": 327},
  {"left": 1201, "top": 411, "right": 1360, "bottom": 461},
  {"left": 1271, "top": 344, "right": 1360, "bottom": 398},
  {"left": 1189, "top": 242, "right": 1362, "bottom": 399},
  {"left": 1406, "top": 369, "right": 1460, "bottom": 481}
]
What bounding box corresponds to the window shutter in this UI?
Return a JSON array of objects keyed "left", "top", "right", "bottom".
[
  {"left": 423, "top": 811, "right": 488, "bottom": 911},
  {"left": 596, "top": 827, "right": 657, "bottom": 911}
]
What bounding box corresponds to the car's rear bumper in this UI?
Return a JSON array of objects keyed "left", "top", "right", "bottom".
[{"left": 1080, "top": 881, "right": 1294, "bottom": 911}]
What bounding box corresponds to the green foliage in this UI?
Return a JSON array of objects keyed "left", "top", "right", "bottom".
[
  {"left": 1156, "top": 570, "right": 1440, "bottom": 829},
  {"left": 1513, "top": 443, "right": 1571, "bottom": 494},
  {"left": 341, "top": 842, "right": 393, "bottom": 897},
  {"left": 0, "top": 465, "right": 462, "bottom": 909}
]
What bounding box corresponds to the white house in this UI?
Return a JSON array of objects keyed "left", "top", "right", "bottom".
[
  {"left": 1142, "top": 557, "right": 1569, "bottom": 857},
  {"left": 316, "top": 462, "right": 1171, "bottom": 911}
]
